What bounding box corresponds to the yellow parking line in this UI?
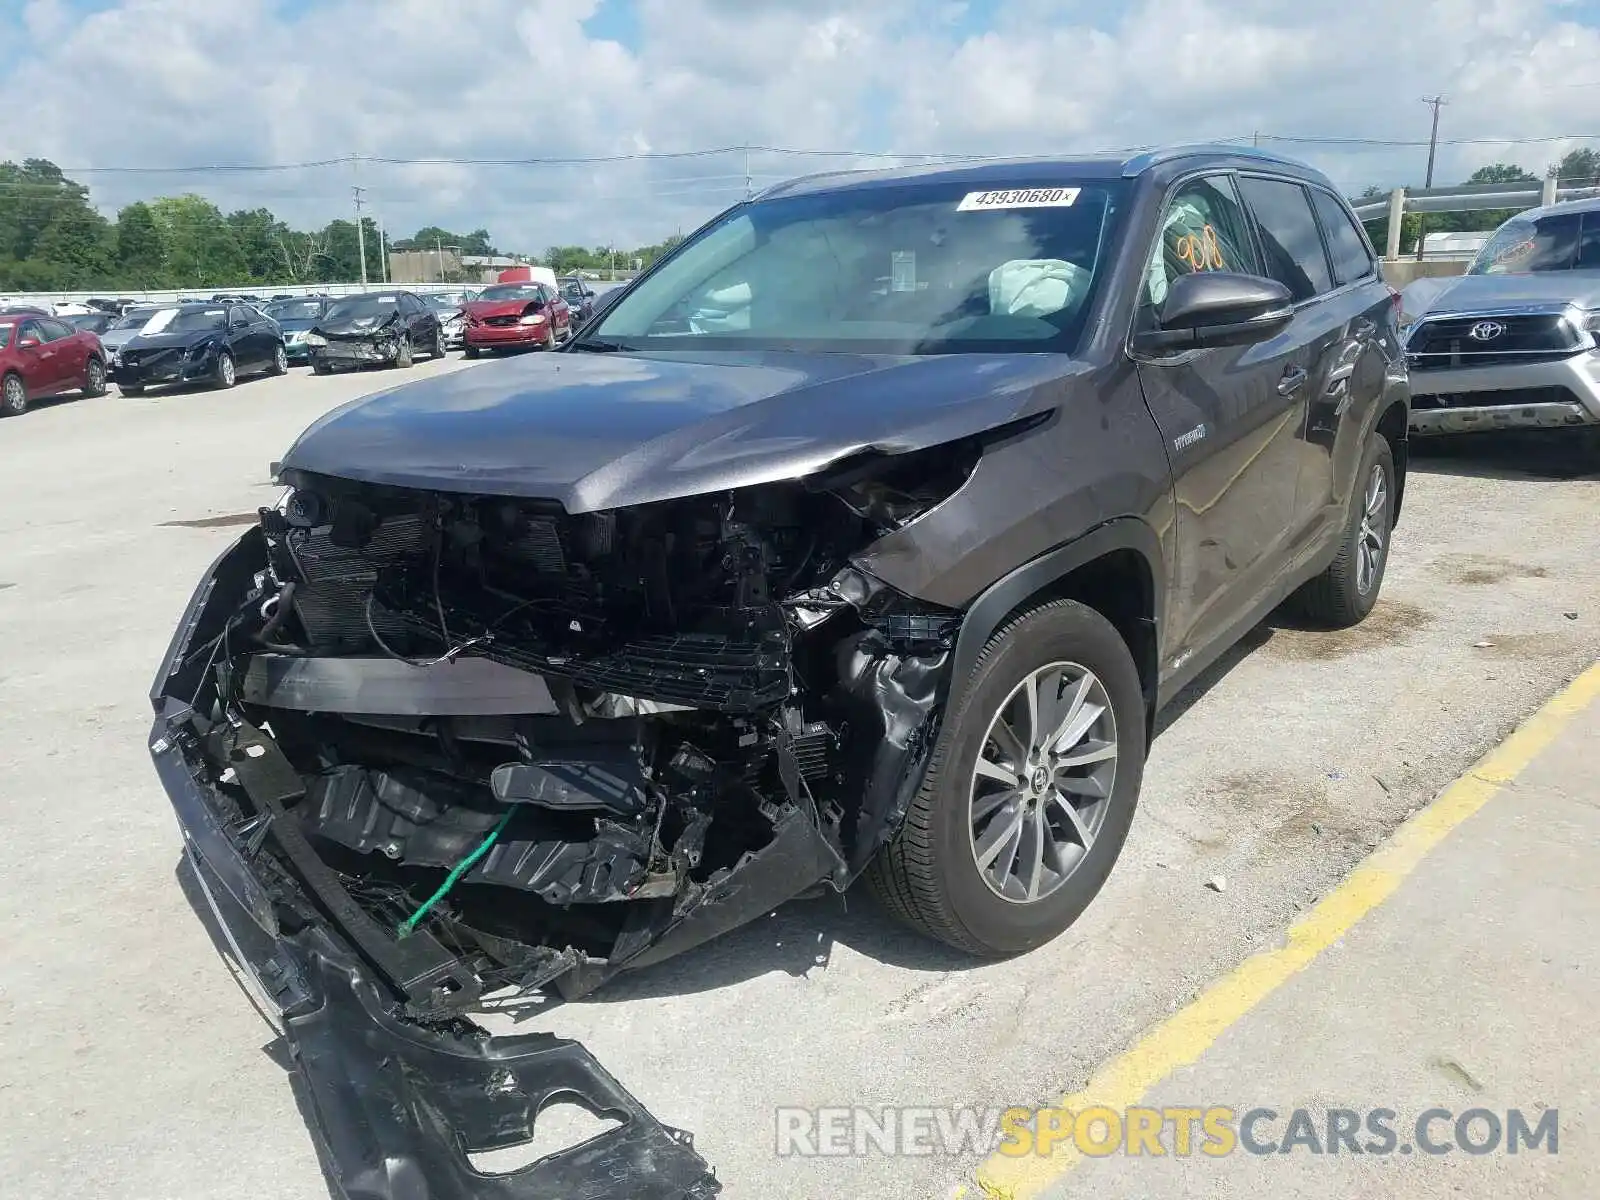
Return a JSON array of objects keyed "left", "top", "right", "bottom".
[{"left": 968, "top": 659, "right": 1600, "bottom": 1200}]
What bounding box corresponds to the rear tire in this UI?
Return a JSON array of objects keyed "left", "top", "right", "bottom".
[
  {"left": 1290, "top": 432, "right": 1394, "bottom": 628},
  {"left": 312, "top": 360, "right": 332, "bottom": 376},
  {"left": 464, "top": 345, "right": 480, "bottom": 359},
  {"left": 267, "top": 343, "right": 288, "bottom": 376},
  {"left": 82, "top": 356, "right": 107, "bottom": 397},
  {"left": 1, "top": 372, "right": 26, "bottom": 416},
  {"left": 865, "top": 598, "right": 1145, "bottom": 957},
  {"left": 430, "top": 327, "right": 446, "bottom": 359},
  {"left": 119, "top": 383, "right": 145, "bottom": 396}
]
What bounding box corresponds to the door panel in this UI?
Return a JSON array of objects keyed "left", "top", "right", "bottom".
[
  {"left": 17, "top": 322, "right": 63, "bottom": 393},
  {"left": 1132, "top": 172, "right": 1307, "bottom": 668}
]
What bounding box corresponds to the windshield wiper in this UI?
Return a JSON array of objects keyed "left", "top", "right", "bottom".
[{"left": 567, "top": 337, "right": 625, "bottom": 353}]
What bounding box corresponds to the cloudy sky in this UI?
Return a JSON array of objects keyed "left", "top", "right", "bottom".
[{"left": 3, "top": 0, "right": 1600, "bottom": 251}]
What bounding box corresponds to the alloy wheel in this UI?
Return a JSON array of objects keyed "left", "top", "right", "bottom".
[
  {"left": 2, "top": 375, "right": 25, "bottom": 415},
  {"left": 86, "top": 359, "right": 105, "bottom": 394},
  {"left": 1356, "top": 463, "right": 1388, "bottom": 596},
  {"left": 968, "top": 661, "right": 1119, "bottom": 904},
  {"left": 219, "top": 353, "right": 235, "bottom": 387}
]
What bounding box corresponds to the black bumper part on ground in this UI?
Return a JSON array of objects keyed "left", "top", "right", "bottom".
[
  {"left": 173, "top": 785, "right": 721, "bottom": 1200},
  {"left": 292, "top": 957, "right": 719, "bottom": 1200}
]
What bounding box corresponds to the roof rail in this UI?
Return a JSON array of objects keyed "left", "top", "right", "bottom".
[{"left": 1120, "top": 142, "right": 1308, "bottom": 177}]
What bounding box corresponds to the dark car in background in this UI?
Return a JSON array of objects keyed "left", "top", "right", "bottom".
[
  {"left": 66, "top": 311, "right": 117, "bottom": 336},
  {"left": 113, "top": 302, "right": 287, "bottom": 395},
  {"left": 561, "top": 277, "right": 598, "bottom": 324},
  {"left": 264, "top": 296, "right": 330, "bottom": 364},
  {"left": 1, "top": 312, "right": 107, "bottom": 416},
  {"left": 305, "top": 290, "right": 446, "bottom": 374},
  {"left": 462, "top": 280, "right": 571, "bottom": 355}
]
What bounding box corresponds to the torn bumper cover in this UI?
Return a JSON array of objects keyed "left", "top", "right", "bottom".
[{"left": 173, "top": 808, "right": 718, "bottom": 1200}]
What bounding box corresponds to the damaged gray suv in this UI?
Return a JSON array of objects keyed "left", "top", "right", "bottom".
[{"left": 150, "top": 145, "right": 1408, "bottom": 1198}]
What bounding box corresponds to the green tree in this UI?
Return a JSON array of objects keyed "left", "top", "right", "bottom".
[
  {"left": 34, "top": 202, "right": 112, "bottom": 284},
  {"left": 1554, "top": 148, "right": 1600, "bottom": 186},
  {"left": 1464, "top": 163, "right": 1537, "bottom": 185},
  {"left": 150, "top": 194, "right": 247, "bottom": 286},
  {"left": 115, "top": 201, "right": 166, "bottom": 282},
  {"left": 227, "top": 207, "right": 293, "bottom": 283}
]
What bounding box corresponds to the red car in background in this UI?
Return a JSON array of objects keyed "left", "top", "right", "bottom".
[
  {"left": 0, "top": 313, "right": 107, "bottom": 416},
  {"left": 462, "top": 281, "right": 571, "bottom": 357}
]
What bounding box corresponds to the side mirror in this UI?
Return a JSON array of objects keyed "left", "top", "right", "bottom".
[
  {"left": 17, "top": 336, "right": 39, "bottom": 349},
  {"left": 1132, "top": 272, "right": 1294, "bottom": 354}
]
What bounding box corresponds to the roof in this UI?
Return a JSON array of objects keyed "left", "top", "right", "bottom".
[
  {"left": 1509, "top": 194, "right": 1600, "bottom": 221},
  {"left": 758, "top": 144, "right": 1323, "bottom": 201}
]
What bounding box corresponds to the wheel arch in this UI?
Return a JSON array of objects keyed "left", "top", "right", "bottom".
[
  {"left": 948, "top": 518, "right": 1163, "bottom": 744},
  {"left": 1374, "top": 397, "right": 1408, "bottom": 526}
]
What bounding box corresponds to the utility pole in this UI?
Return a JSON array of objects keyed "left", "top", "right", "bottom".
[
  {"left": 1416, "top": 95, "right": 1448, "bottom": 261},
  {"left": 743, "top": 145, "right": 752, "bottom": 201},
  {"left": 436, "top": 236, "right": 444, "bottom": 283},
  {"left": 352, "top": 185, "right": 369, "bottom": 288},
  {"left": 377, "top": 214, "right": 388, "bottom": 284}
]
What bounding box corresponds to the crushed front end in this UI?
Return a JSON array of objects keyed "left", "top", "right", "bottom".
[{"left": 149, "top": 454, "right": 971, "bottom": 1193}]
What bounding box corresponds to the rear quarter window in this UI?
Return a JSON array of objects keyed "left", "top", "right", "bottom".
[{"left": 1310, "top": 189, "right": 1375, "bottom": 286}]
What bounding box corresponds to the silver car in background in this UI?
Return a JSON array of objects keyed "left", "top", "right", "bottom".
[{"left": 1402, "top": 197, "right": 1600, "bottom": 443}]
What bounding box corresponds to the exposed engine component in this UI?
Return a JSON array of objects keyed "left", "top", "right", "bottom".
[{"left": 176, "top": 466, "right": 964, "bottom": 1007}]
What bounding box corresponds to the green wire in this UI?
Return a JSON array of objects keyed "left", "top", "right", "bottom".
[{"left": 396, "top": 808, "right": 515, "bottom": 939}]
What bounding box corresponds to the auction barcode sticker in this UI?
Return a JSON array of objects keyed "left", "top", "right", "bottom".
[{"left": 956, "top": 187, "right": 1080, "bottom": 211}]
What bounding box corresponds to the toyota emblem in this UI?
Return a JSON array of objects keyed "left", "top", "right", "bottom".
[{"left": 1468, "top": 320, "right": 1507, "bottom": 342}]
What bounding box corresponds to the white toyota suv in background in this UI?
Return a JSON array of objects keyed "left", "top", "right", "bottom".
[{"left": 1402, "top": 196, "right": 1600, "bottom": 446}]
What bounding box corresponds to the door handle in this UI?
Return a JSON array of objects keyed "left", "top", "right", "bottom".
[{"left": 1277, "top": 366, "right": 1308, "bottom": 396}]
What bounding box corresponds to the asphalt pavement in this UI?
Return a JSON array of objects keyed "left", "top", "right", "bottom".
[{"left": 0, "top": 363, "right": 1596, "bottom": 1200}]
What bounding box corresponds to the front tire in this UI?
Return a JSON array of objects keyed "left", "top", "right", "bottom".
[
  {"left": 463, "top": 345, "right": 481, "bottom": 359},
  {"left": 120, "top": 383, "right": 145, "bottom": 396},
  {"left": 82, "top": 357, "right": 107, "bottom": 397},
  {"left": 429, "top": 327, "right": 446, "bottom": 359},
  {"left": 866, "top": 599, "right": 1145, "bottom": 957},
  {"left": 311, "top": 360, "right": 332, "bottom": 376},
  {"left": 212, "top": 351, "right": 236, "bottom": 390},
  {"left": 1290, "top": 432, "right": 1394, "bottom": 627},
  {"left": 1, "top": 372, "right": 26, "bottom": 416},
  {"left": 393, "top": 335, "right": 414, "bottom": 369}
]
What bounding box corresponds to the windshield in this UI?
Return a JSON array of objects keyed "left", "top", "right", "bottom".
[
  {"left": 475, "top": 284, "right": 545, "bottom": 302},
  {"left": 266, "top": 300, "right": 325, "bottom": 320},
  {"left": 323, "top": 295, "right": 400, "bottom": 322},
  {"left": 142, "top": 307, "right": 226, "bottom": 334},
  {"left": 592, "top": 180, "right": 1127, "bottom": 353},
  {"left": 422, "top": 294, "right": 461, "bottom": 311},
  {"left": 1467, "top": 210, "right": 1600, "bottom": 275}
]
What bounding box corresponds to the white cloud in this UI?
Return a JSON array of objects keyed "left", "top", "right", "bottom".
[{"left": 0, "top": 0, "right": 1597, "bottom": 250}]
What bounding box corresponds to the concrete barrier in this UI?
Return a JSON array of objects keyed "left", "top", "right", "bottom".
[{"left": 1379, "top": 258, "right": 1469, "bottom": 287}]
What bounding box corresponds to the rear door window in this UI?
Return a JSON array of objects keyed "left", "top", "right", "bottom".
[
  {"left": 1238, "top": 177, "right": 1335, "bottom": 301},
  {"left": 1309, "top": 189, "right": 1375, "bottom": 286},
  {"left": 38, "top": 318, "right": 74, "bottom": 341}
]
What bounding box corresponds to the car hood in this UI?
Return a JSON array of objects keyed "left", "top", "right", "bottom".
[
  {"left": 316, "top": 312, "right": 402, "bottom": 338},
  {"left": 124, "top": 328, "right": 221, "bottom": 351},
  {"left": 278, "top": 348, "right": 1083, "bottom": 511},
  {"left": 99, "top": 327, "right": 149, "bottom": 350},
  {"left": 463, "top": 298, "right": 537, "bottom": 319},
  {"left": 1414, "top": 270, "right": 1600, "bottom": 316}
]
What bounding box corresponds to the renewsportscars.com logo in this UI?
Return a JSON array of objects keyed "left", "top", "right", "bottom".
[{"left": 773, "top": 1105, "right": 1559, "bottom": 1159}]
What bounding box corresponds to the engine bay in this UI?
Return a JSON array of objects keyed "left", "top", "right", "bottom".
[{"left": 166, "top": 461, "right": 969, "bottom": 1010}]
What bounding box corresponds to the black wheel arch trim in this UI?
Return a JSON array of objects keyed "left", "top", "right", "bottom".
[{"left": 946, "top": 517, "right": 1165, "bottom": 718}]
